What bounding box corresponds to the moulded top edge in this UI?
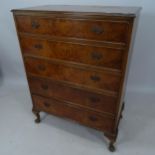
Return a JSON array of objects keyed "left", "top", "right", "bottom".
[{"left": 11, "top": 5, "right": 142, "bottom": 17}]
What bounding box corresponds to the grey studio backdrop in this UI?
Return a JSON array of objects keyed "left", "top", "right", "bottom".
[{"left": 0, "top": 0, "right": 155, "bottom": 155}]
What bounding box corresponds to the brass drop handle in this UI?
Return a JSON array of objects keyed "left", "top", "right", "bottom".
[
  {"left": 44, "top": 102, "right": 50, "bottom": 107},
  {"left": 91, "top": 52, "right": 103, "bottom": 60},
  {"left": 89, "top": 116, "right": 98, "bottom": 122},
  {"left": 34, "top": 44, "right": 43, "bottom": 50},
  {"left": 38, "top": 65, "right": 46, "bottom": 71},
  {"left": 90, "top": 96, "right": 100, "bottom": 103},
  {"left": 91, "top": 25, "right": 104, "bottom": 34},
  {"left": 41, "top": 84, "right": 48, "bottom": 90},
  {"left": 31, "top": 21, "right": 40, "bottom": 29},
  {"left": 90, "top": 75, "right": 101, "bottom": 82}
]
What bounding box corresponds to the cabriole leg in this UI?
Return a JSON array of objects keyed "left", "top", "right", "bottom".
[
  {"left": 120, "top": 101, "right": 125, "bottom": 119},
  {"left": 35, "top": 112, "right": 41, "bottom": 123},
  {"left": 109, "top": 141, "right": 116, "bottom": 152},
  {"left": 33, "top": 110, "right": 41, "bottom": 123},
  {"left": 104, "top": 129, "right": 118, "bottom": 152}
]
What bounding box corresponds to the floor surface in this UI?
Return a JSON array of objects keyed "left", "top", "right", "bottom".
[{"left": 0, "top": 81, "right": 155, "bottom": 155}]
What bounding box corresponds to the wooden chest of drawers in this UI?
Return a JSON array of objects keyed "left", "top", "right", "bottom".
[{"left": 12, "top": 5, "right": 141, "bottom": 152}]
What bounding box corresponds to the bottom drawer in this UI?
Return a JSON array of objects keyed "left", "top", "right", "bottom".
[{"left": 32, "top": 95, "right": 115, "bottom": 132}]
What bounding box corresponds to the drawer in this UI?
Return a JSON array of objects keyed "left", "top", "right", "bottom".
[
  {"left": 29, "top": 76, "right": 117, "bottom": 114},
  {"left": 16, "top": 16, "right": 129, "bottom": 43},
  {"left": 32, "top": 95, "right": 114, "bottom": 132},
  {"left": 25, "top": 57, "right": 121, "bottom": 92},
  {"left": 21, "top": 35, "right": 124, "bottom": 70},
  {"left": 16, "top": 16, "right": 51, "bottom": 35}
]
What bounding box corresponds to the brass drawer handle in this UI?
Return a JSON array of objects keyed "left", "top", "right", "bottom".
[
  {"left": 91, "top": 25, "right": 104, "bottom": 34},
  {"left": 41, "top": 84, "right": 48, "bottom": 90},
  {"left": 38, "top": 65, "right": 46, "bottom": 71},
  {"left": 34, "top": 44, "right": 43, "bottom": 50},
  {"left": 44, "top": 102, "right": 50, "bottom": 107},
  {"left": 89, "top": 116, "right": 98, "bottom": 122},
  {"left": 89, "top": 96, "right": 100, "bottom": 103},
  {"left": 91, "top": 52, "right": 103, "bottom": 60},
  {"left": 90, "top": 75, "right": 100, "bottom": 82},
  {"left": 31, "top": 21, "right": 40, "bottom": 29}
]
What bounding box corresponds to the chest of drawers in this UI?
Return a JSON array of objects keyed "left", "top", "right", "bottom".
[{"left": 12, "top": 5, "right": 141, "bottom": 152}]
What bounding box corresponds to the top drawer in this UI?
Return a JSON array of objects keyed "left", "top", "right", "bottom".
[{"left": 15, "top": 15, "right": 129, "bottom": 43}]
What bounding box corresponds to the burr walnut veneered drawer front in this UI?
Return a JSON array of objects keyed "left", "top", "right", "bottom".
[
  {"left": 25, "top": 57, "right": 121, "bottom": 92},
  {"left": 21, "top": 35, "right": 124, "bottom": 70},
  {"left": 16, "top": 16, "right": 129, "bottom": 43},
  {"left": 32, "top": 95, "right": 114, "bottom": 132},
  {"left": 29, "top": 76, "right": 117, "bottom": 114}
]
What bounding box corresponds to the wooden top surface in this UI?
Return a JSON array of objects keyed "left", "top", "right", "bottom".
[{"left": 12, "top": 5, "right": 141, "bottom": 17}]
